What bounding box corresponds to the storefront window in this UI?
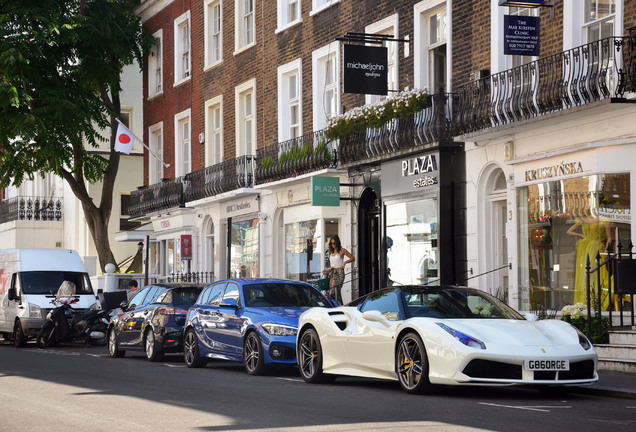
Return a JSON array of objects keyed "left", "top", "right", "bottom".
[
  {"left": 231, "top": 218, "right": 259, "bottom": 278},
  {"left": 386, "top": 199, "right": 438, "bottom": 285},
  {"left": 285, "top": 219, "right": 319, "bottom": 282},
  {"left": 517, "top": 173, "right": 630, "bottom": 311}
]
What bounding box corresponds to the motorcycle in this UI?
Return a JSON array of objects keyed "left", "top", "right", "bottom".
[{"left": 37, "top": 281, "right": 110, "bottom": 348}]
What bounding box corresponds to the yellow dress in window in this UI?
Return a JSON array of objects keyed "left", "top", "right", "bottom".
[{"left": 573, "top": 219, "right": 610, "bottom": 311}]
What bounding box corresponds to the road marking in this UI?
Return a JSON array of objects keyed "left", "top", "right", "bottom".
[
  {"left": 164, "top": 363, "right": 185, "bottom": 368},
  {"left": 275, "top": 377, "right": 303, "bottom": 382},
  {"left": 478, "top": 402, "right": 571, "bottom": 413}
]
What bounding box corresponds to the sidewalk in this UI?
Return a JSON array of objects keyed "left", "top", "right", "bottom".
[{"left": 570, "top": 370, "right": 636, "bottom": 399}]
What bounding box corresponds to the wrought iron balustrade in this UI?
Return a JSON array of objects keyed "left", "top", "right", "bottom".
[
  {"left": 129, "top": 177, "right": 186, "bottom": 218},
  {"left": 454, "top": 36, "right": 634, "bottom": 135},
  {"left": 255, "top": 130, "right": 336, "bottom": 184},
  {"left": 338, "top": 93, "right": 454, "bottom": 165},
  {"left": 0, "top": 196, "right": 62, "bottom": 224},
  {"left": 184, "top": 155, "right": 255, "bottom": 202}
]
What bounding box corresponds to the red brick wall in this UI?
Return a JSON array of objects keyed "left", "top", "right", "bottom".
[{"left": 141, "top": 1, "right": 419, "bottom": 182}]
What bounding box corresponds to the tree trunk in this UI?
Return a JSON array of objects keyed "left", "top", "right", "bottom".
[{"left": 83, "top": 203, "right": 118, "bottom": 272}]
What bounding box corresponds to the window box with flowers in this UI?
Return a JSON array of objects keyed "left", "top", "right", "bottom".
[{"left": 325, "top": 88, "right": 429, "bottom": 141}]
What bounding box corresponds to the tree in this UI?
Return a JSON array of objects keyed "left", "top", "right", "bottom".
[{"left": 0, "top": 0, "right": 153, "bottom": 271}]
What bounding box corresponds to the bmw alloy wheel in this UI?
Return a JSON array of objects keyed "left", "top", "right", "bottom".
[{"left": 183, "top": 329, "right": 207, "bottom": 368}]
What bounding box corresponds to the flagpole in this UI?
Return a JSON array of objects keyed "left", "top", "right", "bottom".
[{"left": 115, "top": 118, "right": 170, "bottom": 168}]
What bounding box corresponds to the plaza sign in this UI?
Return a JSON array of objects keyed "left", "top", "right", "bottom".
[{"left": 311, "top": 176, "right": 340, "bottom": 206}]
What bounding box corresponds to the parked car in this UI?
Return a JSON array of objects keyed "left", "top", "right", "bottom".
[
  {"left": 107, "top": 283, "right": 204, "bottom": 361},
  {"left": 183, "top": 278, "right": 332, "bottom": 374},
  {"left": 297, "top": 285, "right": 599, "bottom": 394}
]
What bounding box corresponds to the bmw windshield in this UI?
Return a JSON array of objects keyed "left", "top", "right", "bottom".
[{"left": 243, "top": 283, "right": 330, "bottom": 308}]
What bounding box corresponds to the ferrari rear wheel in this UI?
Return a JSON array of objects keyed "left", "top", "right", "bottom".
[
  {"left": 298, "top": 328, "right": 334, "bottom": 384},
  {"left": 396, "top": 332, "right": 432, "bottom": 394}
]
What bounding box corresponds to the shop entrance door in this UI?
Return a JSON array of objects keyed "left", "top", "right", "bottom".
[{"left": 358, "top": 189, "right": 380, "bottom": 297}]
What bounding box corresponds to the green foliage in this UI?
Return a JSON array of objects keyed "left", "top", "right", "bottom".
[
  {"left": 561, "top": 302, "right": 610, "bottom": 344},
  {"left": 326, "top": 88, "right": 429, "bottom": 141},
  {"left": 0, "top": 0, "right": 154, "bottom": 187}
]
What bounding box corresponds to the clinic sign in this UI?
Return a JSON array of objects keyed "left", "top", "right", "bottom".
[
  {"left": 343, "top": 44, "right": 388, "bottom": 95},
  {"left": 382, "top": 153, "right": 439, "bottom": 196},
  {"left": 504, "top": 15, "right": 540, "bottom": 56},
  {"left": 311, "top": 176, "right": 340, "bottom": 206}
]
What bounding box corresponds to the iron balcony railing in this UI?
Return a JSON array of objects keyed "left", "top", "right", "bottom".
[
  {"left": 129, "top": 156, "right": 255, "bottom": 217},
  {"left": 0, "top": 196, "right": 62, "bottom": 224},
  {"left": 185, "top": 155, "right": 255, "bottom": 202},
  {"left": 454, "top": 36, "right": 634, "bottom": 135},
  {"left": 338, "top": 93, "right": 454, "bottom": 166},
  {"left": 255, "top": 130, "right": 337, "bottom": 184},
  {"left": 129, "top": 178, "right": 186, "bottom": 218}
]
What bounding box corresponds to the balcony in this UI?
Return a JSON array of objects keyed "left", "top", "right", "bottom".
[
  {"left": 337, "top": 93, "right": 455, "bottom": 167},
  {"left": 185, "top": 155, "right": 255, "bottom": 202},
  {"left": 129, "top": 178, "right": 186, "bottom": 218},
  {"left": 0, "top": 196, "right": 62, "bottom": 224},
  {"left": 255, "top": 130, "right": 336, "bottom": 184},
  {"left": 129, "top": 156, "right": 255, "bottom": 218},
  {"left": 454, "top": 36, "right": 636, "bottom": 137}
]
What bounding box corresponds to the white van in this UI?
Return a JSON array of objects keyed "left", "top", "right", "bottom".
[{"left": 0, "top": 249, "right": 98, "bottom": 347}]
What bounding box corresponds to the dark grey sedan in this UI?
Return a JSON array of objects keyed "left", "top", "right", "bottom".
[{"left": 107, "top": 283, "right": 204, "bottom": 361}]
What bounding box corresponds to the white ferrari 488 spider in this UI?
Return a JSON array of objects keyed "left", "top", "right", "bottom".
[{"left": 296, "top": 286, "right": 598, "bottom": 394}]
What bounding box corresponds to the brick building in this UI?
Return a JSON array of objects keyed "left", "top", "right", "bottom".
[
  {"left": 130, "top": 0, "right": 636, "bottom": 312},
  {"left": 132, "top": 0, "right": 466, "bottom": 303},
  {"left": 454, "top": 0, "right": 636, "bottom": 312}
]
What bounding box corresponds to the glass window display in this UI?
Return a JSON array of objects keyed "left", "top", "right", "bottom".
[{"left": 517, "top": 173, "right": 630, "bottom": 311}]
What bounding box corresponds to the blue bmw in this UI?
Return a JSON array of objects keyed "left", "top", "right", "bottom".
[{"left": 183, "top": 278, "right": 332, "bottom": 374}]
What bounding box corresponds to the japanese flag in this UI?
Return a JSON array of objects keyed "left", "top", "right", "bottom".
[{"left": 115, "top": 123, "right": 135, "bottom": 154}]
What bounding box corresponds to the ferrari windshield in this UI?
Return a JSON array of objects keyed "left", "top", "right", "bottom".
[
  {"left": 243, "top": 283, "right": 329, "bottom": 308},
  {"left": 402, "top": 288, "right": 524, "bottom": 319}
]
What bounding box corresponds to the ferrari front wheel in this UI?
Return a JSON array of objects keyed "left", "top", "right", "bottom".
[
  {"left": 396, "top": 332, "right": 432, "bottom": 394},
  {"left": 298, "top": 328, "right": 334, "bottom": 384}
]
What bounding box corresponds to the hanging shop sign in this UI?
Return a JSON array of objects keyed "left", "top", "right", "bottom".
[
  {"left": 181, "top": 234, "right": 192, "bottom": 260},
  {"left": 311, "top": 176, "right": 340, "bottom": 206},
  {"left": 504, "top": 15, "right": 540, "bottom": 56},
  {"left": 382, "top": 153, "right": 439, "bottom": 196},
  {"left": 343, "top": 44, "right": 388, "bottom": 95}
]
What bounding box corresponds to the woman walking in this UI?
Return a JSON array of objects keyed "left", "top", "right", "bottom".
[{"left": 325, "top": 235, "right": 355, "bottom": 304}]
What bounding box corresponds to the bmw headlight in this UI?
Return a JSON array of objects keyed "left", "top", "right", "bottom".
[
  {"left": 29, "top": 304, "right": 42, "bottom": 318},
  {"left": 261, "top": 323, "right": 297, "bottom": 336},
  {"left": 437, "top": 323, "right": 486, "bottom": 349},
  {"left": 575, "top": 327, "right": 592, "bottom": 351}
]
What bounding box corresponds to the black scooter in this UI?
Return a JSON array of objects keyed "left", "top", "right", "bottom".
[{"left": 37, "top": 281, "right": 110, "bottom": 348}]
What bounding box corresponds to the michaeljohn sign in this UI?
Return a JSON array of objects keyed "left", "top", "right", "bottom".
[
  {"left": 382, "top": 153, "right": 439, "bottom": 196},
  {"left": 343, "top": 44, "right": 388, "bottom": 95},
  {"left": 311, "top": 176, "right": 340, "bottom": 206},
  {"left": 504, "top": 15, "right": 540, "bottom": 56}
]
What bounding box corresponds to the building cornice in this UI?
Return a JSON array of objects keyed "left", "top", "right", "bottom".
[{"left": 135, "top": 0, "right": 174, "bottom": 23}]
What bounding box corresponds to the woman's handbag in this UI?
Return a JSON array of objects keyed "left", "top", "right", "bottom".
[{"left": 316, "top": 276, "right": 330, "bottom": 294}]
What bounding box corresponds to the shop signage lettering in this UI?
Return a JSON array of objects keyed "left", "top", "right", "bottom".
[
  {"left": 413, "top": 176, "right": 439, "bottom": 188},
  {"left": 402, "top": 154, "right": 438, "bottom": 177},
  {"left": 226, "top": 201, "right": 251, "bottom": 214},
  {"left": 525, "top": 161, "right": 583, "bottom": 182}
]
